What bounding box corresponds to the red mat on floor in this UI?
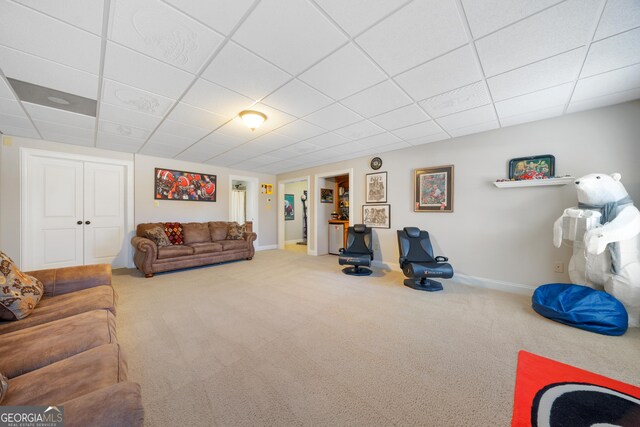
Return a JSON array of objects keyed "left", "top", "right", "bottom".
[{"left": 512, "top": 350, "right": 640, "bottom": 426}]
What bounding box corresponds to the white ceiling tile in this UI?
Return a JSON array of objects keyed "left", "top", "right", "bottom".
[
  {"left": 0, "top": 98, "right": 25, "bottom": 117},
  {"left": 495, "top": 83, "right": 573, "bottom": 118},
  {"left": 567, "top": 87, "right": 640, "bottom": 114},
  {"left": 500, "top": 105, "right": 565, "bottom": 127},
  {"left": 163, "top": 0, "right": 254, "bottom": 35},
  {"left": 475, "top": 0, "right": 601, "bottom": 77},
  {"left": 245, "top": 132, "right": 297, "bottom": 151},
  {"left": 103, "top": 42, "right": 194, "bottom": 99},
  {"left": 419, "top": 81, "right": 491, "bottom": 118},
  {"left": 487, "top": 48, "right": 585, "bottom": 101},
  {"left": 572, "top": 63, "right": 640, "bottom": 101},
  {"left": 139, "top": 142, "right": 184, "bottom": 157},
  {"left": 38, "top": 131, "right": 95, "bottom": 147},
  {"left": 276, "top": 141, "right": 322, "bottom": 155},
  {"left": 356, "top": 0, "right": 467, "bottom": 76},
  {"left": 449, "top": 120, "right": 499, "bottom": 137},
  {"left": 0, "top": 46, "right": 99, "bottom": 100},
  {"left": 368, "top": 104, "right": 431, "bottom": 130},
  {"left": 355, "top": 132, "right": 401, "bottom": 148},
  {"left": 594, "top": 0, "right": 640, "bottom": 40},
  {"left": 341, "top": 80, "right": 412, "bottom": 117},
  {"left": 0, "top": 124, "right": 40, "bottom": 139},
  {"left": 102, "top": 79, "right": 174, "bottom": 116},
  {"left": 166, "top": 102, "right": 228, "bottom": 130},
  {"left": 145, "top": 131, "right": 195, "bottom": 149},
  {"left": 395, "top": 45, "right": 482, "bottom": 101},
  {"left": 98, "top": 120, "right": 150, "bottom": 139},
  {"left": 208, "top": 150, "right": 254, "bottom": 165},
  {"left": 33, "top": 120, "right": 95, "bottom": 139},
  {"left": 0, "top": 78, "right": 15, "bottom": 100},
  {"left": 232, "top": 0, "right": 347, "bottom": 74},
  {"left": 391, "top": 121, "right": 442, "bottom": 140},
  {"left": 314, "top": 0, "right": 409, "bottom": 36},
  {"left": 201, "top": 41, "right": 291, "bottom": 100},
  {"left": 0, "top": 112, "right": 32, "bottom": 129},
  {"left": 333, "top": 141, "right": 366, "bottom": 154},
  {"left": 199, "top": 131, "right": 246, "bottom": 148},
  {"left": 581, "top": 27, "right": 640, "bottom": 78},
  {"left": 98, "top": 102, "right": 162, "bottom": 130},
  {"left": 0, "top": 1, "right": 101, "bottom": 73},
  {"left": 174, "top": 142, "right": 230, "bottom": 162},
  {"left": 372, "top": 140, "right": 412, "bottom": 153},
  {"left": 407, "top": 132, "right": 450, "bottom": 146},
  {"left": 303, "top": 103, "right": 363, "bottom": 130},
  {"left": 109, "top": 0, "right": 224, "bottom": 73},
  {"left": 13, "top": 0, "right": 105, "bottom": 35},
  {"left": 299, "top": 44, "right": 386, "bottom": 100},
  {"left": 304, "top": 132, "right": 350, "bottom": 148},
  {"left": 268, "top": 148, "right": 300, "bottom": 160},
  {"left": 272, "top": 120, "right": 326, "bottom": 141},
  {"left": 437, "top": 104, "right": 496, "bottom": 130},
  {"left": 96, "top": 132, "right": 145, "bottom": 152},
  {"left": 182, "top": 78, "right": 253, "bottom": 117},
  {"left": 333, "top": 120, "right": 384, "bottom": 140},
  {"left": 461, "top": 0, "right": 561, "bottom": 39},
  {"left": 24, "top": 103, "right": 95, "bottom": 129},
  {"left": 156, "top": 119, "right": 210, "bottom": 140},
  {"left": 263, "top": 79, "right": 333, "bottom": 118}
]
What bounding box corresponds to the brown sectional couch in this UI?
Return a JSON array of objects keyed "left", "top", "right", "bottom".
[
  {"left": 131, "top": 221, "right": 257, "bottom": 277},
  {"left": 0, "top": 264, "right": 143, "bottom": 426}
]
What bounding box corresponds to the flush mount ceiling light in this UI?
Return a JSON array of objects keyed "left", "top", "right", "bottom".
[{"left": 239, "top": 110, "right": 267, "bottom": 131}]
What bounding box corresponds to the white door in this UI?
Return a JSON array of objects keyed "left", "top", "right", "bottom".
[
  {"left": 28, "top": 156, "right": 84, "bottom": 269},
  {"left": 83, "top": 162, "right": 126, "bottom": 267}
]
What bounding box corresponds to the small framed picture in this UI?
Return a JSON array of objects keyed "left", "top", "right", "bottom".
[
  {"left": 320, "top": 188, "right": 334, "bottom": 203},
  {"left": 508, "top": 154, "right": 555, "bottom": 180},
  {"left": 362, "top": 204, "right": 390, "bottom": 229},
  {"left": 284, "top": 194, "right": 295, "bottom": 221},
  {"left": 414, "top": 165, "right": 453, "bottom": 212},
  {"left": 366, "top": 171, "right": 387, "bottom": 203}
]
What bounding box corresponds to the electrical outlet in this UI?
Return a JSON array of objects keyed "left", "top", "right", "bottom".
[{"left": 553, "top": 262, "right": 564, "bottom": 273}]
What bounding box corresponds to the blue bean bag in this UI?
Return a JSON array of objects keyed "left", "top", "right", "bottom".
[{"left": 532, "top": 283, "right": 628, "bottom": 336}]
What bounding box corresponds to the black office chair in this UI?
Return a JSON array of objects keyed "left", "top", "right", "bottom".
[
  {"left": 397, "top": 227, "right": 453, "bottom": 291},
  {"left": 339, "top": 224, "right": 374, "bottom": 276}
]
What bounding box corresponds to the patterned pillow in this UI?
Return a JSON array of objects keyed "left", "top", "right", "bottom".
[
  {"left": 145, "top": 226, "right": 171, "bottom": 247},
  {"left": 0, "top": 372, "right": 7, "bottom": 404},
  {"left": 226, "top": 222, "right": 246, "bottom": 240},
  {"left": 0, "top": 251, "right": 44, "bottom": 321},
  {"left": 163, "top": 222, "right": 184, "bottom": 245}
]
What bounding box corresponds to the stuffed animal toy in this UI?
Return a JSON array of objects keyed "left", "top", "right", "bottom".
[{"left": 553, "top": 173, "right": 640, "bottom": 327}]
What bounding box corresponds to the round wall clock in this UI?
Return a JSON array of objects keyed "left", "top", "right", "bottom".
[{"left": 370, "top": 157, "right": 382, "bottom": 170}]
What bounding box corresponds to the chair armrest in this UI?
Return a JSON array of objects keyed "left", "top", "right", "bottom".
[
  {"left": 131, "top": 236, "right": 157, "bottom": 254},
  {"left": 339, "top": 248, "right": 345, "bottom": 253},
  {"left": 131, "top": 236, "right": 158, "bottom": 276},
  {"left": 243, "top": 231, "right": 257, "bottom": 243},
  {"left": 435, "top": 256, "right": 448, "bottom": 263},
  {"left": 399, "top": 257, "right": 407, "bottom": 267},
  {"left": 26, "top": 264, "right": 112, "bottom": 297}
]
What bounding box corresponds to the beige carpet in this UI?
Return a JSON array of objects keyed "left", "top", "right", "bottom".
[{"left": 113, "top": 250, "right": 640, "bottom": 426}]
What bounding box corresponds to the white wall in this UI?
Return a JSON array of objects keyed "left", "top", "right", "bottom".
[
  {"left": 277, "top": 101, "right": 640, "bottom": 287},
  {"left": 284, "top": 180, "right": 307, "bottom": 243}
]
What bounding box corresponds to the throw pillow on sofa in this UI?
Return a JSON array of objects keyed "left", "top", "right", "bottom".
[
  {"left": 0, "top": 372, "right": 7, "bottom": 404},
  {"left": 163, "top": 222, "right": 184, "bottom": 245},
  {"left": 227, "top": 222, "right": 246, "bottom": 240},
  {"left": 145, "top": 226, "right": 171, "bottom": 247},
  {"left": 0, "top": 251, "right": 44, "bottom": 321}
]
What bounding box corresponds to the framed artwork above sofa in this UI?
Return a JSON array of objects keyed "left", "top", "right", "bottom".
[{"left": 155, "top": 168, "right": 217, "bottom": 201}]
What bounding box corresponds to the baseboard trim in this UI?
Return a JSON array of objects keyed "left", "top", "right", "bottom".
[
  {"left": 371, "top": 261, "right": 535, "bottom": 296},
  {"left": 256, "top": 245, "right": 277, "bottom": 251}
]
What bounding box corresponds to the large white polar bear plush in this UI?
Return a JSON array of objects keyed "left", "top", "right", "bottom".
[{"left": 553, "top": 173, "right": 640, "bottom": 327}]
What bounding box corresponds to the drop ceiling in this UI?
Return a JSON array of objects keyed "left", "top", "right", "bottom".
[{"left": 0, "top": 0, "right": 639, "bottom": 174}]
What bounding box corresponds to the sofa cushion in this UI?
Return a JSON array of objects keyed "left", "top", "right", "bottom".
[
  {"left": 0, "top": 372, "right": 6, "bottom": 404},
  {"left": 0, "top": 310, "right": 117, "bottom": 378},
  {"left": 189, "top": 242, "right": 223, "bottom": 255},
  {"left": 157, "top": 245, "right": 194, "bottom": 259},
  {"left": 220, "top": 240, "right": 249, "bottom": 251},
  {"left": 226, "top": 222, "right": 246, "bottom": 240},
  {"left": 209, "top": 222, "right": 228, "bottom": 241},
  {"left": 0, "top": 251, "right": 44, "bottom": 321},
  {"left": 182, "top": 222, "right": 212, "bottom": 244},
  {"left": 62, "top": 382, "right": 144, "bottom": 427},
  {"left": 0, "top": 285, "right": 117, "bottom": 335},
  {"left": 163, "top": 222, "right": 184, "bottom": 245},
  {"left": 3, "top": 343, "right": 127, "bottom": 406},
  {"left": 136, "top": 222, "right": 163, "bottom": 238},
  {"left": 144, "top": 226, "right": 171, "bottom": 247}
]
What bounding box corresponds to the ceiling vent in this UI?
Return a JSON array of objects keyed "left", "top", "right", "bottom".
[{"left": 7, "top": 78, "right": 97, "bottom": 117}]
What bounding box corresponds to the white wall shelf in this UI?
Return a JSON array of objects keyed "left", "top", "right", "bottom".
[{"left": 493, "top": 177, "right": 575, "bottom": 188}]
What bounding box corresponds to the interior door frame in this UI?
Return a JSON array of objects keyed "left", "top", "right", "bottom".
[
  {"left": 278, "top": 175, "right": 311, "bottom": 254},
  {"left": 20, "top": 148, "right": 135, "bottom": 270},
  {"left": 313, "top": 168, "right": 353, "bottom": 256},
  {"left": 228, "top": 174, "right": 259, "bottom": 248}
]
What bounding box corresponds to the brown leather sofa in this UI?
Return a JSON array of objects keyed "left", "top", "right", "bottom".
[
  {"left": 131, "top": 221, "right": 257, "bottom": 277},
  {"left": 0, "top": 264, "right": 144, "bottom": 427}
]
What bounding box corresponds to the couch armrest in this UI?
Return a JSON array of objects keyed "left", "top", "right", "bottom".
[
  {"left": 26, "top": 264, "right": 112, "bottom": 297},
  {"left": 243, "top": 231, "right": 257, "bottom": 259},
  {"left": 131, "top": 236, "right": 158, "bottom": 276},
  {"left": 62, "top": 382, "right": 144, "bottom": 427}
]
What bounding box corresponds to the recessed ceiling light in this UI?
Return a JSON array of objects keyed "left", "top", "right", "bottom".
[
  {"left": 47, "top": 96, "right": 71, "bottom": 105},
  {"left": 239, "top": 110, "right": 267, "bottom": 131}
]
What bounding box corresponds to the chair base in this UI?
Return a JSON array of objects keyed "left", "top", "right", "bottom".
[
  {"left": 343, "top": 266, "right": 372, "bottom": 276},
  {"left": 404, "top": 278, "right": 443, "bottom": 292}
]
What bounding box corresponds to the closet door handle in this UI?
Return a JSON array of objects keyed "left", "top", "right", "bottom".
[
  {"left": 77, "top": 221, "right": 82, "bottom": 225},
  {"left": 85, "top": 221, "right": 91, "bottom": 225}
]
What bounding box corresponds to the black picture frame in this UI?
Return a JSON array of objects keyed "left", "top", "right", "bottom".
[
  {"left": 508, "top": 155, "right": 555, "bottom": 180},
  {"left": 155, "top": 168, "right": 216, "bottom": 202},
  {"left": 366, "top": 171, "right": 387, "bottom": 203},
  {"left": 414, "top": 165, "right": 454, "bottom": 212},
  {"left": 362, "top": 204, "right": 390, "bottom": 229},
  {"left": 320, "top": 188, "right": 334, "bottom": 203}
]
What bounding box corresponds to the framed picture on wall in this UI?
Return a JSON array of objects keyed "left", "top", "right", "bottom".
[
  {"left": 366, "top": 171, "right": 387, "bottom": 203},
  {"left": 508, "top": 154, "right": 555, "bottom": 180},
  {"left": 414, "top": 165, "right": 453, "bottom": 212},
  {"left": 320, "top": 188, "right": 334, "bottom": 203},
  {"left": 284, "top": 194, "right": 295, "bottom": 221},
  {"left": 362, "top": 204, "right": 390, "bottom": 229},
  {"left": 155, "top": 168, "right": 216, "bottom": 202}
]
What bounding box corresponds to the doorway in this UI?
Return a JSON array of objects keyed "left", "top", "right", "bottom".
[
  {"left": 278, "top": 176, "right": 311, "bottom": 254},
  {"left": 314, "top": 169, "right": 354, "bottom": 256},
  {"left": 229, "top": 175, "right": 259, "bottom": 248}
]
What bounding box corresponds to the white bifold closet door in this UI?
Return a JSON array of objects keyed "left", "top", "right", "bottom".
[{"left": 26, "top": 155, "right": 126, "bottom": 270}]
